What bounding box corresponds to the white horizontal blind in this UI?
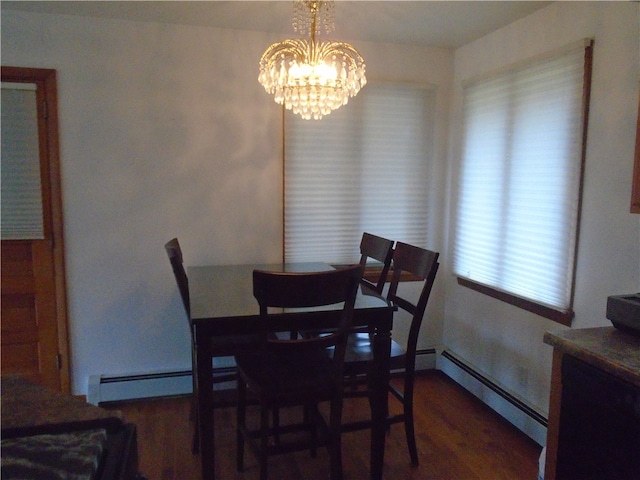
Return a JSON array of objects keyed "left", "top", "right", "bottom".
[
  {"left": 1, "top": 82, "right": 45, "bottom": 240},
  {"left": 453, "top": 44, "right": 589, "bottom": 313},
  {"left": 285, "top": 83, "right": 435, "bottom": 264}
]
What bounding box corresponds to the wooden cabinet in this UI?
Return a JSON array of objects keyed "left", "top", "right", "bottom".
[
  {"left": 555, "top": 355, "right": 639, "bottom": 479},
  {"left": 543, "top": 328, "right": 640, "bottom": 480}
]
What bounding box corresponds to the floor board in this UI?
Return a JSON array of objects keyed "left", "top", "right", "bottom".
[{"left": 108, "top": 370, "right": 542, "bottom": 480}]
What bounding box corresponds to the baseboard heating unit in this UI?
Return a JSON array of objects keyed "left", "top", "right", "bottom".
[
  {"left": 413, "top": 347, "right": 437, "bottom": 371},
  {"left": 439, "top": 349, "right": 547, "bottom": 446},
  {"left": 88, "top": 347, "right": 438, "bottom": 405},
  {"left": 87, "top": 367, "right": 236, "bottom": 406}
]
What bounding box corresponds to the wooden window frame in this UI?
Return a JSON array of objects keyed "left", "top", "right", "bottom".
[{"left": 454, "top": 42, "right": 593, "bottom": 326}]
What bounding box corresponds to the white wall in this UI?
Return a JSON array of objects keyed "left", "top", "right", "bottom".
[
  {"left": 1, "top": 9, "right": 452, "bottom": 395},
  {"left": 444, "top": 1, "right": 639, "bottom": 440}
]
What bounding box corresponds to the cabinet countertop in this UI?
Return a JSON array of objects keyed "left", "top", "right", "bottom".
[{"left": 544, "top": 326, "right": 640, "bottom": 388}]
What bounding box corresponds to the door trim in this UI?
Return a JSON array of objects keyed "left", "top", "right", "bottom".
[{"left": 2, "top": 66, "right": 70, "bottom": 393}]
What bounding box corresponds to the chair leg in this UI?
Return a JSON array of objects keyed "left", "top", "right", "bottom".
[
  {"left": 272, "top": 408, "right": 280, "bottom": 445},
  {"left": 304, "top": 403, "right": 318, "bottom": 458},
  {"left": 403, "top": 379, "right": 419, "bottom": 466},
  {"left": 260, "top": 406, "right": 269, "bottom": 480},
  {"left": 191, "top": 401, "right": 200, "bottom": 454},
  {"left": 328, "top": 396, "right": 344, "bottom": 480},
  {"left": 236, "top": 378, "right": 246, "bottom": 472},
  {"left": 368, "top": 365, "right": 391, "bottom": 430},
  {"left": 404, "top": 404, "right": 419, "bottom": 466}
]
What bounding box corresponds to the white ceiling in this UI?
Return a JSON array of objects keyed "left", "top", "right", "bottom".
[{"left": 1, "top": 1, "right": 552, "bottom": 48}]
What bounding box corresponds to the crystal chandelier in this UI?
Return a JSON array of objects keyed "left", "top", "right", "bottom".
[{"left": 258, "top": 0, "right": 366, "bottom": 120}]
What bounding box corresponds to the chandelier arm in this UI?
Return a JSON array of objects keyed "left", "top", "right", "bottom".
[
  {"left": 259, "top": 39, "right": 309, "bottom": 67},
  {"left": 315, "top": 41, "right": 366, "bottom": 68}
]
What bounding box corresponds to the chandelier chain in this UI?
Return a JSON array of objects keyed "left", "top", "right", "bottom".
[{"left": 292, "top": 1, "right": 335, "bottom": 37}]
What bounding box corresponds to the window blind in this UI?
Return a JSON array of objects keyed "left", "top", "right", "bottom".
[
  {"left": 285, "top": 83, "right": 435, "bottom": 264},
  {"left": 453, "top": 42, "right": 591, "bottom": 317},
  {"left": 1, "top": 82, "right": 45, "bottom": 240}
]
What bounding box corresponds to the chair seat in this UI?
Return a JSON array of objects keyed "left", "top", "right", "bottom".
[
  {"left": 236, "top": 346, "right": 338, "bottom": 405},
  {"left": 343, "top": 332, "right": 406, "bottom": 369}
]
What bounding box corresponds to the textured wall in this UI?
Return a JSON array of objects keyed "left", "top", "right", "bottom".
[{"left": 2, "top": 9, "right": 452, "bottom": 395}]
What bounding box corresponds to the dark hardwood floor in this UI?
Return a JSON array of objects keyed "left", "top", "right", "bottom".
[{"left": 107, "top": 370, "right": 542, "bottom": 480}]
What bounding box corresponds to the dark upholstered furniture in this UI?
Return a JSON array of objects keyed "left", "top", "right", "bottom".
[{"left": 1, "top": 375, "right": 140, "bottom": 480}]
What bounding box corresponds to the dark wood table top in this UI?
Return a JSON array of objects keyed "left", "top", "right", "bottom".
[{"left": 188, "top": 262, "right": 393, "bottom": 335}]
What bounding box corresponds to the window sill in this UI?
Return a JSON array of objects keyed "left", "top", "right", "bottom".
[{"left": 457, "top": 277, "right": 573, "bottom": 326}]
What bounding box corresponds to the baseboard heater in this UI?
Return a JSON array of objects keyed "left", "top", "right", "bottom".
[
  {"left": 441, "top": 350, "right": 547, "bottom": 428},
  {"left": 87, "top": 367, "right": 237, "bottom": 406},
  {"left": 88, "top": 348, "right": 437, "bottom": 406},
  {"left": 414, "top": 347, "right": 437, "bottom": 371},
  {"left": 440, "top": 350, "right": 547, "bottom": 446}
]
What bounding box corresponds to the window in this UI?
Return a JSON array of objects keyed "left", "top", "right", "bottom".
[
  {"left": 1, "top": 82, "right": 45, "bottom": 240},
  {"left": 452, "top": 40, "right": 593, "bottom": 325},
  {"left": 285, "top": 83, "right": 435, "bottom": 264}
]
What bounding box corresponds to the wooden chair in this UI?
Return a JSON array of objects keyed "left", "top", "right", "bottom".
[
  {"left": 164, "top": 238, "right": 190, "bottom": 318},
  {"left": 164, "top": 238, "right": 260, "bottom": 454},
  {"left": 235, "top": 265, "right": 363, "bottom": 480},
  {"left": 300, "top": 232, "right": 393, "bottom": 339},
  {"left": 359, "top": 232, "right": 394, "bottom": 295},
  {"left": 341, "top": 242, "right": 439, "bottom": 467}
]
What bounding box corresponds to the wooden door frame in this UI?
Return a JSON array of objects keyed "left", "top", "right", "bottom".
[{"left": 2, "top": 66, "right": 70, "bottom": 393}]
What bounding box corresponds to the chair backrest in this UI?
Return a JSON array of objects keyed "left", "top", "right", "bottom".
[
  {"left": 253, "top": 265, "right": 363, "bottom": 358},
  {"left": 359, "top": 232, "right": 394, "bottom": 294},
  {"left": 387, "top": 242, "right": 439, "bottom": 371},
  {"left": 164, "top": 238, "right": 190, "bottom": 318}
]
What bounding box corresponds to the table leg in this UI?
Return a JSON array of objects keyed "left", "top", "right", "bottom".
[
  {"left": 369, "top": 320, "right": 391, "bottom": 480},
  {"left": 196, "top": 339, "right": 215, "bottom": 480}
]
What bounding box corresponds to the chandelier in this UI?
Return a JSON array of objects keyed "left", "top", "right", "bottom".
[{"left": 258, "top": 0, "right": 366, "bottom": 120}]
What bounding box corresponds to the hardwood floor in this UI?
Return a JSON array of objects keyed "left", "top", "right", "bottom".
[{"left": 107, "top": 370, "right": 542, "bottom": 480}]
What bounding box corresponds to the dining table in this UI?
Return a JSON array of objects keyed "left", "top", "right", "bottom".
[{"left": 187, "top": 262, "right": 395, "bottom": 480}]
